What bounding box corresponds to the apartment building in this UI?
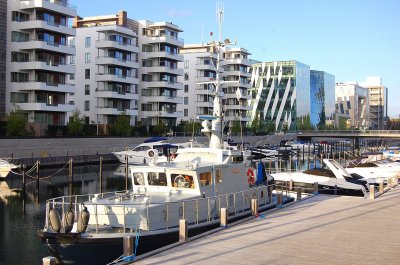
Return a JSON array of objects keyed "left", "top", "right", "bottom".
[
  {"left": 7, "top": 0, "right": 76, "bottom": 135},
  {"left": 72, "top": 11, "right": 139, "bottom": 129},
  {"left": 0, "top": 0, "right": 6, "bottom": 120},
  {"left": 178, "top": 44, "right": 251, "bottom": 128},
  {"left": 335, "top": 82, "right": 370, "bottom": 130},
  {"left": 250, "top": 60, "right": 311, "bottom": 132},
  {"left": 359, "top": 76, "right": 388, "bottom": 130},
  {"left": 137, "top": 20, "right": 184, "bottom": 127}
]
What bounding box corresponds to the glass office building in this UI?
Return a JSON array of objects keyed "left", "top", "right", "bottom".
[
  {"left": 250, "top": 60, "right": 310, "bottom": 132},
  {"left": 310, "top": 70, "right": 335, "bottom": 129}
]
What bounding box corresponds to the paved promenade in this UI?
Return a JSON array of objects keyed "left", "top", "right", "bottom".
[{"left": 135, "top": 186, "right": 400, "bottom": 265}]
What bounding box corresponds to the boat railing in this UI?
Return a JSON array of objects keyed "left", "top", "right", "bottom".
[{"left": 43, "top": 185, "right": 275, "bottom": 233}]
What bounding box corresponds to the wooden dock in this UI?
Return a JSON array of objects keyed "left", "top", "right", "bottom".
[{"left": 134, "top": 185, "right": 400, "bottom": 265}]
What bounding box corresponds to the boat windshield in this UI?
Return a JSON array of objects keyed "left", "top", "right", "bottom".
[{"left": 147, "top": 172, "right": 167, "bottom": 186}]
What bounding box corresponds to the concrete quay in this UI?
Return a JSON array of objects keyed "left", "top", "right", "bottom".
[{"left": 134, "top": 186, "right": 400, "bottom": 265}]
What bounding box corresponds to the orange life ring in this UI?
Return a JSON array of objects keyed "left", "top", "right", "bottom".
[{"left": 247, "top": 168, "right": 255, "bottom": 186}]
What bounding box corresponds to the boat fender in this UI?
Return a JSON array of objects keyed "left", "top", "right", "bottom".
[
  {"left": 63, "top": 207, "right": 75, "bottom": 233},
  {"left": 77, "top": 203, "right": 90, "bottom": 233},
  {"left": 49, "top": 207, "right": 61, "bottom": 233},
  {"left": 247, "top": 168, "right": 255, "bottom": 186}
]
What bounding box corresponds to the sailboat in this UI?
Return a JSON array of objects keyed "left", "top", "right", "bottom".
[{"left": 37, "top": 6, "right": 278, "bottom": 264}]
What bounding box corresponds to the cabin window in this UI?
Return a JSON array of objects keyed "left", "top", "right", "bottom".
[
  {"left": 171, "top": 174, "right": 195, "bottom": 189},
  {"left": 216, "top": 169, "right": 222, "bottom": 183},
  {"left": 199, "top": 172, "right": 212, "bottom": 186},
  {"left": 133, "top": 172, "right": 145, "bottom": 185},
  {"left": 147, "top": 172, "right": 167, "bottom": 186}
]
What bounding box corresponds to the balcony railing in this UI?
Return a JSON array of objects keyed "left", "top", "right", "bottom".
[{"left": 20, "top": 0, "right": 77, "bottom": 9}]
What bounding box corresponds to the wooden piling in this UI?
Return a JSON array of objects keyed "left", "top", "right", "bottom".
[
  {"left": 99, "top": 156, "right": 103, "bottom": 193},
  {"left": 123, "top": 235, "right": 134, "bottom": 257},
  {"left": 125, "top": 155, "right": 129, "bottom": 190},
  {"left": 251, "top": 199, "right": 259, "bottom": 216},
  {"left": 296, "top": 187, "right": 302, "bottom": 201},
  {"left": 313, "top": 182, "right": 318, "bottom": 195},
  {"left": 379, "top": 182, "right": 384, "bottom": 193},
  {"left": 370, "top": 185, "right": 375, "bottom": 199},
  {"left": 220, "top": 208, "right": 228, "bottom": 227},
  {"left": 179, "top": 219, "right": 188, "bottom": 242},
  {"left": 42, "top": 257, "right": 56, "bottom": 265}
]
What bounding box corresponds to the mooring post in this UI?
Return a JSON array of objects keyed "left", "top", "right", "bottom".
[
  {"left": 36, "top": 160, "right": 40, "bottom": 195},
  {"left": 370, "top": 185, "right": 375, "bottom": 199},
  {"left": 99, "top": 156, "right": 103, "bottom": 193},
  {"left": 277, "top": 193, "right": 283, "bottom": 207},
  {"left": 22, "top": 164, "right": 26, "bottom": 196},
  {"left": 251, "top": 198, "right": 259, "bottom": 216},
  {"left": 125, "top": 155, "right": 129, "bottom": 190},
  {"left": 289, "top": 179, "right": 294, "bottom": 191},
  {"left": 220, "top": 208, "right": 228, "bottom": 227},
  {"left": 179, "top": 219, "right": 188, "bottom": 242},
  {"left": 379, "top": 182, "right": 384, "bottom": 193},
  {"left": 42, "top": 257, "right": 56, "bottom": 265},
  {"left": 313, "top": 182, "right": 319, "bottom": 195},
  {"left": 296, "top": 187, "right": 302, "bottom": 201},
  {"left": 123, "top": 235, "right": 134, "bottom": 258}
]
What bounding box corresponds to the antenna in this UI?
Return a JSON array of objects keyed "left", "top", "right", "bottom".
[
  {"left": 201, "top": 24, "right": 204, "bottom": 45},
  {"left": 216, "top": 1, "right": 224, "bottom": 42}
]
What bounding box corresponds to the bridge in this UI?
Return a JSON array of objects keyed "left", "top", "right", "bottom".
[{"left": 297, "top": 130, "right": 400, "bottom": 140}]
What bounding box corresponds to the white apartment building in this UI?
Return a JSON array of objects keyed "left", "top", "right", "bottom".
[
  {"left": 178, "top": 44, "right": 251, "bottom": 127},
  {"left": 72, "top": 11, "right": 139, "bottom": 130},
  {"left": 359, "top": 76, "right": 388, "bottom": 130},
  {"left": 7, "top": 0, "right": 76, "bottom": 135},
  {"left": 137, "top": 20, "right": 184, "bottom": 127}
]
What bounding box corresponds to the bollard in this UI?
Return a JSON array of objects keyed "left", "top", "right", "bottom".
[
  {"left": 42, "top": 257, "right": 56, "bottom": 265},
  {"left": 220, "top": 208, "right": 228, "bottom": 227},
  {"left": 392, "top": 177, "right": 397, "bottom": 187},
  {"left": 289, "top": 179, "right": 294, "bottom": 191},
  {"left": 379, "top": 182, "right": 384, "bottom": 193},
  {"left": 313, "top": 182, "right": 319, "bottom": 195},
  {"left": 277, "top": 193, "right": 283, "bottom": 207},
  {"left": 387, "top": 179, "right": 392, "bottom": 189},
  {"left": 123, "top": 235, "right": 134, "bottom": 257},
  {"left": 296, "top": 187, "right": 302, "bottom": 201},
  {"left": 251, "top": 199, "right": 258, "bottom": 216},
  {"left": 369, "top": 185, "right": 375, "bottom": 199},
  {"left": 179, "top": 219, "right": 188, "bottom": 242}
]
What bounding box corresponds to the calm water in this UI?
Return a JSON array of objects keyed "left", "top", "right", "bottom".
[{"left": 0, "top": 157, "right": 324, "bottom": 265}]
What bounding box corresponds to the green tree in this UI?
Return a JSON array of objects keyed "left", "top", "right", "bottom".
[
  {"left": 67, "top": 109, "right": 84, "bottom": 136},
  {"left": 231, "top": 118, "right": 241, "bottom": 134},
  {"left": 250, "top": 114, "right": 260, "bottom": 135},
  {"left": 6, "top": 107, "right": 28, "bottom": 137},
  {"left": 266, "top": 121, "right": 275, "bottom": 134},
  {"left": 111, "top": 112, "right": 132, "bottom": 136}
]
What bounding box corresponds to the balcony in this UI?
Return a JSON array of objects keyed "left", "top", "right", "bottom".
[
  {"left": 96, "top": 107, "right": 138, "bottom": 116},
  {"left": 95, "top": 57, "right": 139, "bottom": 69},
  {"left": 19, "top": 0, "right": 77, "bottom": 18},
  {"left": 13, "top": 20, "right": 75, "bottom": 36},
  {"left": 13, "top": 40, "right": 75, "bottom": 55},
  {"left": 195, "top": 88, "right": 214, "bottom": 95},
  {"left": 95, "top": 73, "right": 138, "bottom": 84},
  {"left": 225, "top": 92, "right": 251, "bottom": 100},
  {"left": 17, "top": 102, "right": 74, "bottom": 112},
  {"left": 141, "top": 110, "right": 183, "bottom": 119},
  {"left": 95, "top": 40, "right": 139, "bottom": 53},
  {"left": 95, "top": 90, "right": 138, "bottom": 100},
  {"left": 141, "top": 66, "right": 183, "bottom": 76},
  {"left": 196, "top": 76, "right": 217, "bottom": 84},
  {"left": 11, "top": 81, "right": 74, "bottom": 93},
  {"left": 145, "top": 35, "right": 184, "bottom": 47},
  {"left": 143, "top": 80, "right": 182, "bottom": 90},
  {"left": 195, "top": 101, "right": 213, "bottom": 108},
  {"left": 224, "top": 105, "right": 252, "bottom": 111},
  {"left": 141, "top": 51, "right": 183, "bottom": 61},
  {"left": 225, "top": 58, "right": 252, "bottom": 66},
  {"left": 223, "top": 70, "right": 251, "bottom": 78},
  {"left": 196, "top": 63, "right": 215, "bottom": 71},
  {"left": 140, "top": 95, "right": 182, "bottom": 104},
  {"left": 16, "top": 60, "right": 75, "bottom": 74}
]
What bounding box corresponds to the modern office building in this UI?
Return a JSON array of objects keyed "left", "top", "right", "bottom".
[
  {"left": 72, "top": 11, "right": 139, "bottom": 130},
  {"left": 178, "top": 44, "right": 251, "bottom": 128},
  {"left": 335, "top": 82, "right": 370, "bottom": 130},
  {"left": 0, "top": 0, "right": 6, "bottom": 120},
  {"left": 6, "top": 0, "right": 76, "bottom": 135},
  {"left": 310, "top": 70, "right": 335, "bottom": 129},
  {"left": 137, "top": 20, "right": 184, "bottom": 127},
  {"left": 359, "top": 76, "right": 388, "bottom": 130},
  {"left": 250, "top": 60, "right": 311, "bottom": 132}
]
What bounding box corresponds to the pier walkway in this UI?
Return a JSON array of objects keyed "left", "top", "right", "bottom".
[{"left": 134, "top": 186, "right": 400, "bottom": 265}]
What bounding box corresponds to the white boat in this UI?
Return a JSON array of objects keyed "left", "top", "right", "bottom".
[
  {"left": 37, "top": 15, "right": 279, "bottom": 264},
  {"left": 345, "top": 158, "right": 400, "bottom": 184},
  {"left": 250, "top": 145, "right": 279, "bottom": 159},
  {"left": 271, "top": 159, "right": 368, "bottom": 197},
  {"left": 285, "top": 140, "right": 314, "bottom": 151},
  {"left": 112, "top": 137, "right": 205, "bottom": 164},
  {"left": 382, "top": 148, "right": 400, "bottom": 160},
  {"left": 0, "top": 159, "right": 18, "bottom": 179}
]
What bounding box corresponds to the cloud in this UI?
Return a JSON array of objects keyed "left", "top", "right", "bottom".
[{"left": 168, "top": 9, "right": 194, "bottom": 18}]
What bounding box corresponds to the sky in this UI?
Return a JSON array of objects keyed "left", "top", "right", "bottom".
[{"left": 71, "top": 0, "right": 400, "bottom": 117}]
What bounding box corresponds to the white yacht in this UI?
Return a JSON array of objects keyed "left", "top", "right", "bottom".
[
  {"left": 37, "top": 14, "right": 277, "bottom": 264},
  {"left": 285, "top": 140, "right": 314, "bottom": 151},
  {"left": 0, "top": 159, "right": 18, "bottom": 179},
  {"left": 271, "top": 159, "right": 368, "bottom": 197},
  {"left": 345, "top": 158, "right": 400, "bottom": 183}
]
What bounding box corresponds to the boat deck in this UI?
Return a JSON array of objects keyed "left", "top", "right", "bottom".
[{"left": 134, "top": 185, "right": 400, "bottom": 265}]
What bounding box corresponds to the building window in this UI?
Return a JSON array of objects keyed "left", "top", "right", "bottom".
[
  {"left": 69, "top": 55, "right": 75, "bottom": 65},
  {"left": 85, "top": 69, "right": 90, "bottom": 79},
  {"left": 184, "top": 85, "right": 189, "bottom": 92},
  {"left": 184, "top": 97, "right": 188, "bottom": 105},
  {"left": 84, "top": 116, "right": 89, "bottom": 124},
  {"left": 84, "top": 100, "right": 90, "bottom": 111},
  {"left": 184, "top": 109, "right": 188, "bottom": 117},
  {"left": 184, "top": 73, "right": 189, "bottom": 80},
  {"left": 85, "top": 53, "right": 90, "bottom": 63},
  {"left": 184, "top": 60, "right": 189, "bottom": 69},
  {"left": 69, "top": 73, "right": 75, "bottom": 80},
  {"left": 85, "top": 85, "right": 90, "bottom": 95},
  {"left": 85, "top": 37, "right": 91, "bottom": 47}
]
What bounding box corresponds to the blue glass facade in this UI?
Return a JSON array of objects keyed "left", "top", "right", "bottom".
[{"left": 310, "top": 70, "right": 335, "bottom": 129}]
